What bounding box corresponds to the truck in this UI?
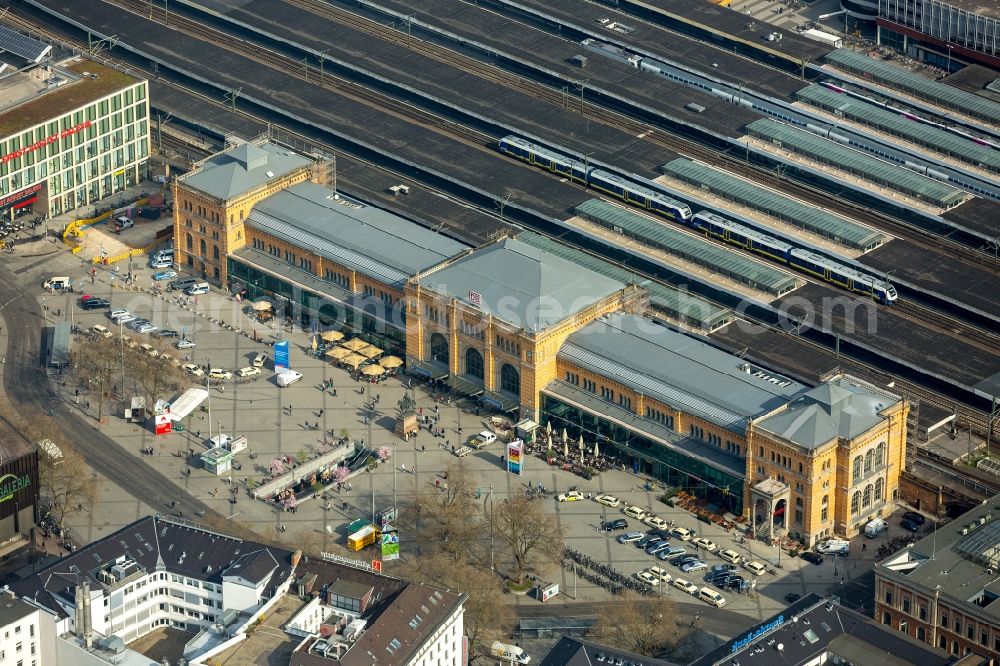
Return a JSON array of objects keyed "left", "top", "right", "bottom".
[
  {"left": 491, "top": 642, "right": 530, "bottom": 664},
  {"left": 347, "top": 519, "right": 379, "bottom": 551},
  {"left": 467, "top": 430, "right": 497, "bottom": 450}
]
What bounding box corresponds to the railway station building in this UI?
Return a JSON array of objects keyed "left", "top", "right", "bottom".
[
  {"left": 174, "top": 139, "right": 908, "bottom": 545},
  {"left": 0, "top": 41, "right": 150, "bottom": 221}
]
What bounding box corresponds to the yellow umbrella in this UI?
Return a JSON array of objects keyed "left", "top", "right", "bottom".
[
  {"left": 381, "top": 355, "right": 403, "bottom": 369},
  {"left": 357, "top": 344, "right": 383, "bottom": 359},
  {"left": 326, "top": 347, "right": 351, "bottom": 360},
  {"left": 252, "top": 300, "right": 273, "bottom": 311},
  {"left": 342, "top": 353, "right": 367, "bottom": 369},
  {"left": 341, "top": 338, "right": 369, "bottom": 351},
  {"left": 320, "top": 330, "right": 344, "bottom": 342},
  {"left": 361, "top": 364, "right": 386, "bottom": 376}
]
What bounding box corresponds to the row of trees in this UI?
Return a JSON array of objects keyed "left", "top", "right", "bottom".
[{"left": 71, "top": 334, "right": 187, "bottom": 419}]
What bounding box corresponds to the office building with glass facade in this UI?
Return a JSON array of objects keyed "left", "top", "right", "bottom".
[{"left": 0, "top": 56, "right": 149, "bottom": 220}]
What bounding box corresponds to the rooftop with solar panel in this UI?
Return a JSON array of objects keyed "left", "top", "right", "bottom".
[{"left": 0, "top": 25, "right": 142, "bottom": 137}]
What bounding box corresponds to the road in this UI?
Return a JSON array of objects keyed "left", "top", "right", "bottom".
[{"left": 0, "top": 266, "right": 229, "bottom": 533}]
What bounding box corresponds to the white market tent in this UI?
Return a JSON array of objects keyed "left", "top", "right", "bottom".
[{"left": 168, "top": 388, "right": 209, "bottom": 421}]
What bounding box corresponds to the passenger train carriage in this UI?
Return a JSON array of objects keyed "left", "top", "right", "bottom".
[{"left": 497, "top": 135, "right": 896, "bottom": 304}]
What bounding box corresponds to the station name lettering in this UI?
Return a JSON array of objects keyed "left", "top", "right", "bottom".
[
  {"left": 1, "top": 121, "right": 93, "bottom": 164},
  {"left": 731, "top": 614, "right": 785, "bottom": 653}
]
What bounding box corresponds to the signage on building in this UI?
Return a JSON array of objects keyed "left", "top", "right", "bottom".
[
  {"left": 274, "top": 339, "right": 290, "bottom": 371},
  {"left": 468, "top": 290, "right": 482, "bottom": 306},
  {"left": 2, "top": 121, "right": 92, "bottom": 164},
  {"left": 0, "top": 473, "right": 30, "bottom": 503},
  {"left": 507, "top": 439, "right": 524, "bottom": 476},
  {"left": 320, "top": 551, "right": 379, "bottom": 573},
  {"left": 731, "top": 614, "right": 785, "bottom": 653},
  {"left": 0, "top": 184, "right": 42, "bottom": 209}
]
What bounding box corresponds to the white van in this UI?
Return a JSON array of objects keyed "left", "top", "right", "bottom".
[
  {"left": 91, "top": 324, "right": 113, "bottom": 338},
  {"left": 864, "top": 518, "right": 889, "bottom": 538},
  {"left": 185, "top": 282, "right": 210, "bottom": 295},
  {"left": 277, "top": 370, "right": 302, "bottom": 387},
  {"left": 816, "top": 539, "right": 850, "bottom": 555},
  {"left": 718, "top": 548, "right": 742, "bottom": 564},
  {"left": 699, "top": 587, "right": 727, "bottom": 607},
  {"left": 623, "top": 505, "right": 647, "bottom": 521},
  {"left": 43, "top": 276, "right": 71, "bottom": 290},
  {"left": 743, "top": 560, "right": 767, "bottom": 576}
]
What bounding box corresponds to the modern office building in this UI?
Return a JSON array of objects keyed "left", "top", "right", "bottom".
[
  {"left": 0, "top": 420, "right": 39, "bottom": 559},
  {"left": 875, "top": 494, "right": 1000, "bottom": 662},
  {"left": 0, "top": 30, "right": 150, "bottom": 221},
  {"left": 175, "top": 140, "right": 910, "bottom": 545},
  {"left": 876, "top": 0, "right": 1000, "bottom": 69},
  {"left": 690, "top": 594, "right": 972, "bottom": 666}
]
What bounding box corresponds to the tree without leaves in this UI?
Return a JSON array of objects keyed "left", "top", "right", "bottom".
[
  {"left": 490, "top": 491, "right": 565, "bottom": 583},
  {"left": 589, "top": 593, "right": 686, "bottom": 657},
  {"left": 402, "top": 460, "right": 483, "bottom": 560},
  {"left": 71, "top": 336, "right": 123, "bottom": 420},
  {"left": 126, "top": 343, "right": 185, "bottom": 416},
  {"left": 39, "top": 442, "right": 102, "bottom": 530}
]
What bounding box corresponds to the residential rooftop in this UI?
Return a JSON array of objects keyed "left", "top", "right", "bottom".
[
  {"left": 559, "top": 313, "right": 805, "bottom": 434},
  {"left": 690, "top": 594, "right": 960, "bottom": 666},
  {"left": 178, "top": 140, "right": 312, "bottom": 201},
  {"left": 416, "top": 237, "right": 627, "bottom": 333},
  {"left": 756, "top": 376, "right": 902, "bottom": 449},
  {"left": 538, "top": 635, "right": 680, "bottom": 666},
  {"left": 249, "top": 182, "right": 468, "bottom": 288},
  {"left": 0, "top": 56, "right": 143, "bottom": 138},
  {"left": 0, "top": 591, "right": 39, "bottom": 628},
  {"left": 878, "top": 494, "right": 1000, "bottom": 620}
]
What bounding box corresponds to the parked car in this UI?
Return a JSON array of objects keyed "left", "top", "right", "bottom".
[
  {"left": 902, "top": 511, "right": 926, "bottom": 526},
  {"left": 109, "top": 309, "right": 130, "bottom": 320},
  {"left": 237, "top": 366, "right": 261, "bottom": 378},
  {"left": 670, "top": 527, "right": 693, "bottom": 541},
  {"left": 594, "top": 493, "right": 621, "bottom": 508},
  {"left": 816, "top": 539, "right": 850, "bottom": 555},
  {"left": 635, "top": 571, "right": 659, "bottom": 587},
  {"left": 617, "top": 531, "right": 644, "bottom": 544},
  {"left": 182, "top": 363, "right": 204, "bottom": 377},
  {"left": 673, "top": 578, "right": 698, "bottom": 595},
  {"left": 185, "top": 283, "right": 210, "bottom": 296},
  {"left": 90, "top": 324, "right": 112, "bottom": 338},
  {"left": 743, "top": 561, "right": 767, "bottom": 576},
  {"left": 623, "top": 505, "right": 647, "bottom": 521},
  {"left": 681, "top": 560, "right": 708, "bottom": 573},
  {"left": 717, "top": 548, "right": 742, "bottom": 564},
  {"left": 647, "top": 566, "right": 672, "bottom": 582},
  {"left": 647, "top": 542, "right": 672, "bottom": 556},
  {"left": 169, "top": 277, "right": 200, "bottom": 291},
  {"left": 176, "top": 339, "right": 196, "bottom": 350},
  {"left": 636, "top": 535, "right": 664, "bottom": 549},
  {"left": 128, "top": 318, "right": 151, "bottom": 330},
  {"left": 601, "top": 518, "right": 628, "bottom": 532},
  {"left": 153, "top": 270, "right": 178, "bottom": 281},
  {"left": 900, "top": 518, "right": 921, "bottom": 533},
  {"left": 801, "top": 552, "right": 824, "bottom": 565},
  {"left": 699, "top": 587, "right": 727, "bottom": 607},
  {"left": 251, "top": 352, "right": 267, "bottom": 368},
  {"left": 136, "top": 323, "right": 158, "bottom": 334},
  {"left": 711, "top": 563, "right": 739, "bottom": 573},
  {"left": 149, "top": 257, "right": 173, "bottom": 269},
  {"left": 207, "top": 368, "right": 232, "bottom": 380},
  {"left": 557, "top": 491, "right": 584, "bottom": 502},
  {"left": 81, "top": 297, "right": 111, "bottom": 310},
  {"left": 137, "top": 343, "right": 158, "bottom": 357},
  {"left": 864, "top": 518, "right": 889, "bottom": 538},
  {"left": 277, "top": 370, "right": 303, "bottom": 387},
  {"left": 693, "top": 537, "right": 718, "bottom": 552},
  {"left": 645, "top": 516, "right": 670, "bottom": 531},
  {"left": 155, "top": 329, "right": 179, "bottom": 338}
]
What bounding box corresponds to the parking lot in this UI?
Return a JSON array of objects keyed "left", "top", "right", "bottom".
[{"left": 17, "top": 247, "right": 905, "bottom": 625}]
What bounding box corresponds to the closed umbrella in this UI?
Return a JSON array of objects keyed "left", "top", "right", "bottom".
[
  {"left": 361, "top": 363, "right": 386, "bottom": 376},
  {"left": 311, "top": 336, "right": 318, "bottom": 352},
  {"left": 580, "top": 448, "right": 585, "bottom": 464},
  {"left": 593, "top": 439, "right": 600, "bottom": 458},
  {"left": 578, "top": 434, "right": 585, "bottom": 451},
  {"left": 546, "top": 421, "right": 552, "bottom": 436},
  {"left": 320, "top": 330, "right": 344, "bottom": 342},
  {"left": 563, "top": 439, "right": 569, "bottom": 457},
  {"left": 342, "top": 353, "right": 366, "bottom": 369},
  {"left": 562, "top": 427, "right": 568, "bottom": 444},
  {"left": 326, "top": 347, "right": 351, "bottom": 360},
  {"left": 341, "top": 338, "right": 369, "bottom": 351},
  {"left": 381, "top": 355, "right": 403, "bottom": 369}
]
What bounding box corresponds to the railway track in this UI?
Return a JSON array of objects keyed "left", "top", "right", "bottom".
[
  {"left": 301, "top": 0, "right": 999, "bottom": 264},
  {"left": 108, "top": 0, "right": 492, "bottom": 149},
  {"left": 893, "top": 299, "right": 1000, "bottom": 356},
  {"left": 11, "top": 6, "right": 997, "bottom": 442}
]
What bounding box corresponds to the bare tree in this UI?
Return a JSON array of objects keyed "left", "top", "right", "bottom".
[
  {"left": 39, "top": 442, "right": 102, "bottom": 530},
  {"left": 71, "top": 336, "right": 123, "bottom": 419},
  {"left": 128, "top": 345, "right": 185, "bottom": 415},
  {"left": 590, "top": 593, "right": 685, "bottom": 657},
  {"left": 403, "top": 460, "right": 484, "bottom": 559},
  {"left": 490, "top": 492, "right": 564, "bottom": 583}
]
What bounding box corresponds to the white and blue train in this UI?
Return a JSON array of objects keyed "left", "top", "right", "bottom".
[
  {"left": 691, "top": 212, "right": 897, "bottom": 303},
  {"left": 498, "top": 135, "right": 692, "bottom": 221},
  {"left": 498, "top": 135, "right": 896, "bottom": 304}
]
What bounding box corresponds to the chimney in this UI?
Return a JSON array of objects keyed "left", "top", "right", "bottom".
[{"left": 82, "top": 581, "right": 93, "bottom": 649}]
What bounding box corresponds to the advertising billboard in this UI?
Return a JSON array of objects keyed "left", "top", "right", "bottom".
[
  {"left": 381, "top": 527, "right": 399, "bottom": 561},
  {"left": 507, "top": 439, "right": 524, "bottom": 476},
  {"left": 274, "top": 339, "right": 290, "bottom": 371}
]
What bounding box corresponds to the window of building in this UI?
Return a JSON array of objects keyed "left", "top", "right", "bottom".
[
  {"left": 600, "top": 386, "right": 614, "bottom": 401},
  {"left": 466, "top": 348, "right": 484, "bottom": 380},
  {"left": 939, "top": 636, "right": 947, "bottom": 649},
  {"left": 863, "top": 484, "right": 873, "bottom": 509},
  {"left": 583, "top": 379, "right": 595, "bottom": 393},
  {"left": 851, "top": 491, "right": 860, "bottom": 515},
  {"left": 885, "top": 590, "right": 893, "bottom": 606},
  {"left": 876, "top": 441, "right": 886, "bottom": 467},
  {"left": 940, "top": 614, "right": 948, "bottom": 627},
  {"left": 902, "top": 598, "right": 911, "bottom": 614},
  {"left": 899, "top": 620, "right": 907, "bottom": 634},
  {"left": 875, "top": 477, "right": 884, "bottom": 502},
  {"left": 865, "top": 449, "right": 874, "bottom": 474},
  {"left": 618, "top": 394, "right": 631, "bottom": 411},
  {"left": 919, "top": 606, "right": 927, "bottom": 621},
  {"left": 212, "top": 245, "right": 219, "bottom": 260},
  {"left": 882, "top": 612, "right": 890, "bottom": 625},
  {"left": 981, "top": 631, "right": 988, "bottom": 646},
  {"left": 917, "top": 627, "right": 925, "bottom": 641},
  {"left": 967, "top": 624, "right": 975, "bottom": 640},
  {"left": 853, "top": 455, "right": 863, "bottom": 481},
  {"left": 500, "top": 364, "right": 520, "bottom": 395},
  {"left": 199, "top": 239, "right": 206, "bottom": 257}
]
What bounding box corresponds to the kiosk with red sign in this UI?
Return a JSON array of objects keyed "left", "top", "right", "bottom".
[{"left": 153, "top": 399, "right": 172, "bottom": 435}]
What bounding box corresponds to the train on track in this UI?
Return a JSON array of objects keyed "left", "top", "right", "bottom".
[{"left": 498, "top": 135, "right": 897, "bottom": 304}]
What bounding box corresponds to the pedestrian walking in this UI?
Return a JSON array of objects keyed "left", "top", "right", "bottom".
[
  {"left": 333, "top": 388, "right": 338, "bottom": 397},
  {"left": 862, "top": 543, "right": 867, "bottom": 553},
  {"left": 318, "top": 408, "right": 324, "bottom": 417},
  {"left": 421, "top": 444, "right": 425, "bottom": 453}
]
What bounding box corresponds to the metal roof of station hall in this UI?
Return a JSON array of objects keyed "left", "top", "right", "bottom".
[
  {"left": 248, "top": 182, "right": 468, "bottom": 288},
  {"left": 574, "top": 199, "right": 799, "bottom": 296},
  {"left": 746, "top": 118, "right": 967, "bottom": 207},
  {"left": 560, "top": 313, "right": 806, "bottom": 433},
  {"left": 824, "top": 48, "right": 1000, "bottom": 125},
  {"left": 178, "top": 141, "right": 312, "bottom": 202},
  {"left": 660, "top": 158, "right": 888, "bottom": 250},
  {"left": 516, "top": 231, "right": 733, "bottom": 331},
  {"left": 795, "top": 85, "right": 1000, "bottom": 173}
]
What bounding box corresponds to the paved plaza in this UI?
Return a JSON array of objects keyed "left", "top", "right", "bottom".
[{"left": 0, "top": 227, "right": 907, "bottom": 628}]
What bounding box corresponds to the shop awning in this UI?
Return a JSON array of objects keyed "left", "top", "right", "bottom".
[
  {"left": 483, "top": 390, "right": 519, "bottom": 413},
  {"left": 409, "top": 359, "right": 448, "bottom": 381},
  {"left": 169, "top": 388, "right": 209, "bottom": 421},
  {"left": 447, "top": 374, "right": 484, "bottom": 397}
]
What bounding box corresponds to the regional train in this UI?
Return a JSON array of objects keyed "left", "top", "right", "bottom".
[{"left": 497, "top": 134, "right": 897, "bottom": 304}]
